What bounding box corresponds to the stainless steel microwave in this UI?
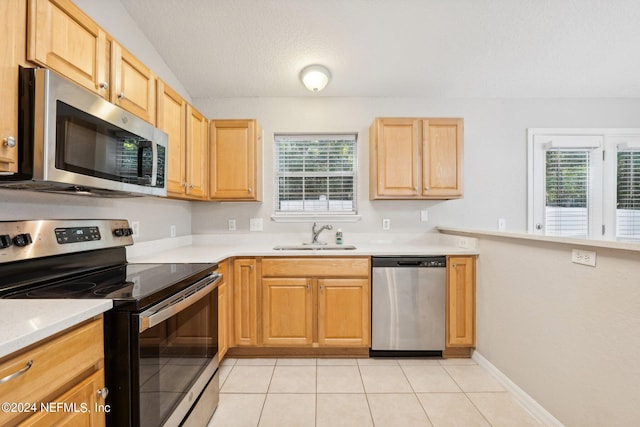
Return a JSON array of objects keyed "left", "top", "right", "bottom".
[{"left": 0, "top": 67, "right": 167, "bottom": 197}]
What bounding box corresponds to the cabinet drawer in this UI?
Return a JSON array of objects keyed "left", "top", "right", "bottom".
[
  {"left": 262, "top": 257, "right": 370, "bottom": 277},
  {"left": 0, "top": 318, "right": 104, "bottom": 426}
]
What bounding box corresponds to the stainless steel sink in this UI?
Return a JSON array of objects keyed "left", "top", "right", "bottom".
[{"left": 273, "top": 244, "right": 357, "bottom": 251}]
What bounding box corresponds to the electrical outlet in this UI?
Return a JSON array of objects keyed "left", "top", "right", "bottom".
[
  {"left": 131, "top": 221, "right": 140, "bottom": 238},
  {"left": 498, "top": 218, "right": 506, "bottom": 231},
  {"left": 382, "top": 218, "right": 391, "bottom": 230},
  {"left": 572, "top": 249, "right": 596, "bottom": 267},
  {"left": 170, "top": 225, "right": 176, "bottom": 237},
  {"left": 228, "top": 219, "right": 237, "bottom": 231},
  {"left": 249, "top": 218, "right": 263, "bottom": 232},
  {"left": 420, "top": 209, "right": 429, "bottom": 222},
  {"left": 458, "top": 237, "right": 470, "bottom": 248}
]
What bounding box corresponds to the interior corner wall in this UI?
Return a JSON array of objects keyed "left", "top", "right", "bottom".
[{"left": 474, "top": 235, "right": 640, "bottom": 426}]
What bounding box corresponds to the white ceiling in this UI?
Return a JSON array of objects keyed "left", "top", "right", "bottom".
[{"left": 119, "top": 0, "right": 640, "bottom": 99}]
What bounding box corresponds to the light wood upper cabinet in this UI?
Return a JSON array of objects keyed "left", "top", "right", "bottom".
[
  {"left": 27, "top": 0, "right": 110, "bottom": 98},
  {"left": 0, "top": 0, "right": 27, "bottom": 174},
  {"left": 233, "top": 258, "right": 258, "bottom": 346},
  {"left": 370, "top": 117, "right": 463, "bottom": 200},
  {"left": 157, "top": 81, "right": 208, "bottom": 200},
  {"left": 317, "top": 278, "right": 370, "bottom": 347},
  {"left": 209, "top": 119, "right": 262, "bottom": 201},
  {"left": 157, "top": 80, "right": 187, "bottom": 197},
  {"left": 446, "top": 256, "right": 476, "bottom": 348},
  {"left": 262, "top": 278, "right": 313, "bottom": 346},
  {"left": 185, "top": 105, "right": 209, "bottom": 199},
  {"left": 111, "top": 41, "right": 155, "bottom": 124}
]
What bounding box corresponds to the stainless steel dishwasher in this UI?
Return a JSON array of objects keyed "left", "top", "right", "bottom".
[{"left": 370, "top": 256, "right": 446, "bottom": 357}]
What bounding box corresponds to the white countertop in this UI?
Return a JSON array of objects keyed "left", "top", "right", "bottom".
[
  {"left": 0, "top": 300, "right": 112, "bottom": 359},
  {"left": 127, "top": 232, "right": 479, "bottom": 263}
]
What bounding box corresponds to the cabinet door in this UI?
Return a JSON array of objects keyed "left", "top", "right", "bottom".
[
  {"left": 369, "top": 118, "right": 421, "bottom": 198},
  {"left": 262, "top": 278, "right": 313, "bottom": 346},
  {"left": 209, "top": 120, "right": 262, "bottom": 201},
  {"left": 422, "top": 118, "right": 464, "bottom": 198},
  {"left": 157, "top": 80, "right": 187, "bottom": 197},
  {"left": 111, "top": 42, "right": 155, "bottom": 124},
  {"left": 218, "top": 280, "right": 229, "bottom": 360},
  {"left": 234, "top": 259, "right": 258, "bottom": 346},
  {"left": 23, "top": 369, "right": 106, "bottom": 427},
  {"left": 185, "top": 105, "right": 208, "bottom": 199},
  {"left": 28, "top": 0, "right": 110, "bottom": 98},
  {"left": 0, "top": 0, "right": 26, "bottom": 173},
  {"left": 317, "top": 278, "right": 370, "bottom": 347},
  {"left": 446, "top": 256, "right": 475, "bottom": 347}
]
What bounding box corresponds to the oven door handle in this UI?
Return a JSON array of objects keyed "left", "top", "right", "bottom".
[{"left": 139, "top": 273, "right": 221, "bottom": 333}]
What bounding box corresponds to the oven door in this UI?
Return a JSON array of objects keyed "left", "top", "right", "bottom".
[{"left": 135, "top": 273, "right": 220, "bottom": 427}]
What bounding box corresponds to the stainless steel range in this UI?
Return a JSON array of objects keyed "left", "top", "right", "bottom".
[{"left": 0, "top": 219, "right": 221, "bottom": 427}]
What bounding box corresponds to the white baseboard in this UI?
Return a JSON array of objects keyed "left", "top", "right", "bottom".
[{"left": 472, "top": 350, "right": 564, "bottom": 427}]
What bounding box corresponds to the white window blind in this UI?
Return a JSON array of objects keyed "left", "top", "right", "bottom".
[
  {"left": 616, "top": 150, "right": 640, "bottom": 239},
  {"left": 545, "top": 150, "right": 590, "bottom": 236},
  {"left": 274, "top": 134, "right": 357, "bottom": 214}
]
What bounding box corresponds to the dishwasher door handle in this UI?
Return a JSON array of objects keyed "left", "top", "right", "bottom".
[{"left": 396, "top": 261, "right": 422, "bottom": 266}]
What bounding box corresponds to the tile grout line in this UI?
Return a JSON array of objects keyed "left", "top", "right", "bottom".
[
  {"left": 357, "top": 358, "right": 377, "bottom": 426},
  {"left": 255, "top": 362, "right": 276, "bottom": 426},
  {"left": 398, "top": 361, "right": 436, "bottom": 427},
  {"left": 441, "top": 364, "right": 496, "bottom": 427}
]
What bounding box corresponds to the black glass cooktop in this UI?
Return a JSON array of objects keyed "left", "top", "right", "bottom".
[{"left": 1, "top": 262, "right": 218, "bottom": 311}]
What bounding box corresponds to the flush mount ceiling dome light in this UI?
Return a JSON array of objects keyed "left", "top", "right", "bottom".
[{"left": 300, "top": 64, "right": 331, "bottom": 92}]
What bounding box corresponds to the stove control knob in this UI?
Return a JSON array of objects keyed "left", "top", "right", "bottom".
[
  {"left": 0, "top": 234, "right": 12, "bottom": 249},
  {"left": 13, "top": 233, "right": 33, "bottom": 247},
  {"left": 114, "top": 228, "right": 134, "bottom": 237}
]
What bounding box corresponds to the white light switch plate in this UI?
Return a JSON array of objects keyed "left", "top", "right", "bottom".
[
  {"left": 420, "top": 210, "right": 429, "bottom": 222},
  {"left": 250, "top": 218, "right": 263, "bottom": 232},
  {"left": 228, "top": 219, "right": 237, "bottom": 231}
]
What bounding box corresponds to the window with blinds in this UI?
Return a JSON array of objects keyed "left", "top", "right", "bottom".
[
  {"left": 274, "top": 134, "right": 357, "bottom": 214},
  {"left": 544, "top": 150, "right": 590, "bottom": 236},
  {"left": 617, "top": 150, "right": 640, "bottom": 239}
]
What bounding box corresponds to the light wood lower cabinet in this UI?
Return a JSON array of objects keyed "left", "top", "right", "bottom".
[
  {"left": 260, "top": 257, "right": 371, "bottom": 348},
  {"left": 317, "top": 278, "right": 370, "bottom": 347},
  {"left": 218, "top": 260, "right": 229, "bottom": 360},
  {"left": 233, "top": 258, "right": 258, "bottom": 346},
  {"left": 0, "top": 317, "right": 106, "bottom": 426},
  {"left": 262, "top": 278, "right": 313, "bottom": 346},
  {"left": 446, "top": 255, "right": 476, "bottom": 348}
]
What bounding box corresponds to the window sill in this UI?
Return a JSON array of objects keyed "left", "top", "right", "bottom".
[{"left": 271, "top": 214, "right": 362, "bottom": 223}]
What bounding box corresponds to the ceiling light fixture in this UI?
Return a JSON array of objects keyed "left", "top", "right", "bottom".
[{"left": 300, "top": 64, "right": 331, "bottom": 92}]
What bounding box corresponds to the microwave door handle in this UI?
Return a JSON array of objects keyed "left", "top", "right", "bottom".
[
  {"left": 139, "top": 274, "right": 221, "bottom": 333},
  {"left": 137, "top": 143, "right": 144, "bottom": 180},
  {"left": 151, "top": 141, "right": 158, "bottom": 187}
]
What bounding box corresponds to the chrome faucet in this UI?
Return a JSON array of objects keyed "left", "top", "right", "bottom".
[{"left": 311, "top": 222, "right": 333, "bottom": 244}]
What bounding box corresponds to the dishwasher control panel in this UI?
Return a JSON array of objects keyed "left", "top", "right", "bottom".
[{"left": 371, "top": 256, "right": 446, "bottom": 268}]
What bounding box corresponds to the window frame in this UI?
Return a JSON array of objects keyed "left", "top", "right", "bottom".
[
  {"left": 528, "top": 128, "right": 640, "bottom": 241},
  {"left": 272, "top": 132, "right": 360, "bottom": 222}
]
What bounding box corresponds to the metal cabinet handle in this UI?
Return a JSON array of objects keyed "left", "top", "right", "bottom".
[
  {"left": 117, "top": 92, "right": 125, "bottom": 100},
  {"left": 424, "top": 186, "right": 429, "bottom": 191},
  {"left": 413, "top": 186, "right": 418, "bottom": 192},
  {"left": 0, "top": 359, "right": 33, "bottom": 384},
  {"left": 3, "top": 137, "right": 16, "bottom": 148},
  {"left": 99, "top": 82, "right": 109, "bottom": 90},
  {"left": 96, "top": 387, "right": 109, "bottom": 400},
  {"left": 248, "top": 187, "right": 253, "bottom": 194}
]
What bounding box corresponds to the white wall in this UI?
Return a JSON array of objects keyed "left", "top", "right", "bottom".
[
  {"left": 0, "top": 190, "right": 191, "bottom": 242},
  {"left": 191, "top": 97, "right": 640, "bottom": 236},
  {"left": 472, "top": 234, "right": 640, "bottom": 426}
]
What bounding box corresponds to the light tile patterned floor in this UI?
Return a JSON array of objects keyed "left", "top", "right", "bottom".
[{"left": 208, "top": 357, "right": 544, "bottom": 427}]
